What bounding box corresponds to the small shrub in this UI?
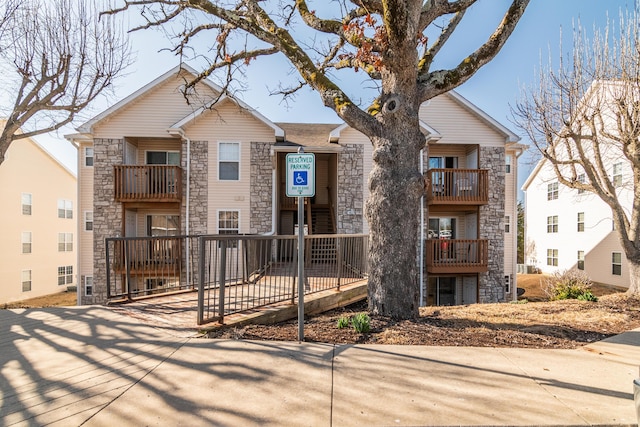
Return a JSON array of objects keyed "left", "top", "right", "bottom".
[
  {"left": 510, "top": 299, "right": 528, "bottom": 304},
  {"left": 543, "top": 269, "right": 598, "bottom": 302},
  {"left": 351, "top": 312, "right": 371, "bottom": 333},
  {"left": 336, "top": 316, "right": 349, "bottom": 329}
]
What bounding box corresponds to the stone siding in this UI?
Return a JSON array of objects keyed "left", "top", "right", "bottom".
[
  {"left": 478, "top": 146, "right": 506, "bottom": 302},
  {"left": 250, "top": 142, "right": 273, "bottom": 234},
  {"left": 337, "top": 144, "right": 364, "bottom": 234},
  {"left": 88, "top": 138, "right": 123, "bottom": 305}
]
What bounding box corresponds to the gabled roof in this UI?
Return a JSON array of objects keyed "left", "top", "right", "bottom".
[
  {"left": 328, "top": 120, "right": 442, "bottom": 143},
  {"left": 521, "top": 157, "right": 546, "bottom": 191},
  {"left": 76, "top": 64, "right": 284, "bottom": 140},
  {"left": 447, "top": 90, "right": 520, "bottom": 143}
]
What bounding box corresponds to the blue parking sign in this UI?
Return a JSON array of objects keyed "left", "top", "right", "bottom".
[{"left": 294, "top": 171, "right": 308, "bottom": 185}]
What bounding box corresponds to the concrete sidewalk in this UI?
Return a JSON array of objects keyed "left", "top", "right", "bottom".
[{"left": 1, "top": 306, "right": 638, "bottom": 426}]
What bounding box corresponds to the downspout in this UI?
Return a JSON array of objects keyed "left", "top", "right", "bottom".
[{"left": 419, "top": 149, "right": 425, "bottom": 307}]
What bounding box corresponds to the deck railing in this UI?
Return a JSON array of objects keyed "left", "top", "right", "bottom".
[
  {"left": 425, "top": 239, "right": 488, "bottom": 273},
  {"left": 114, "top": 165, "right": 182, "bottom": 202},
  {"left": 105, "top": 234, "right": 369, "bottom": 324},
  {"left": 425, "top": 169, "right": 488, "bottom": 205}
]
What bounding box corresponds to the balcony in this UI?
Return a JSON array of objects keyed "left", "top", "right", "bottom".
[
  {"left": 425, "top": 169, "right": 488, "bottom": 205},
  {"left": 111, "top": 236, "right": 183, "bottom": 276},
  {"left": 114, "top": 165, "right": 182, "bottom": 202},
  {"left": 425, "top": 239, "right": 488, "bottom": 274}
]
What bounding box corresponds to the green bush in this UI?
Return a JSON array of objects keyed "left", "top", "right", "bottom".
[
  {"left": 336, "top": 316, "right": 349, "bottom": 329},
  {"left": 543, "top": 269, "right": 598, "bottom": 302},
  {"left": 351, "top": 312, "right": 371, "bottom": 333}
]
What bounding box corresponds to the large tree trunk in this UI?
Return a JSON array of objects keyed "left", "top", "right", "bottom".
[
  {"left": 365, "top": 106, "right": 425, "bottom": 319},
  {"left": 625, "top": 257, "right": 640, "bottom": 295}
]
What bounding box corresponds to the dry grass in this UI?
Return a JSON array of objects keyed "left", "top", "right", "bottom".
[{"left": 2, "top": 291, "right": 77, "bottom": 309}]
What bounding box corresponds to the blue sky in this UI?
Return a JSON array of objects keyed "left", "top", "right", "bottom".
[{"left": 31, "top": 0, "right": 635, "bottom": 197}]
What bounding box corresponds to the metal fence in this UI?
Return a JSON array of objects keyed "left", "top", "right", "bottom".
[
  {"left": 197, "top": 234, "right": 369, "bottom": 325},
  {"left": 105, "top": 235, "right": 199, "bottom": 300},
  {"left": 105, "top": 233, "right": 369, "bottom": 324}
]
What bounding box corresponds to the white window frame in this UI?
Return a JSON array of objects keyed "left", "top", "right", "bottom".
[
  {"left": 218, "top": 210, "right": 240, "bottom": 234},
  {"left": 22, "top": 232, "right": 32, "bottom": 254},
  {"left": 84, "top": 211, "right": 93, "bottom": 232},
  {"left": 577, "top": 173, "right": 586, "bottom": 194},
  {"left": 22, "top": 270, "right": 32, "bottom": 292},
  {"left": 85, "top": 147, "right": 94, "bottom": 167},
  {"left": 145, "top": 150, "right": 180, "bottom": 165},
  {"left": 577, "top": 212, "right": 585, "bottom": 232},
  {"left": 218, "top": 142, "right": 240, "bottom": 181},
  {"left": 504, "top": 215, "right": 511, "bottom": 233},
  {"left": 613, "top": 163, "right": 623, "bottom": 187},
  {"left": 58, "top": 199, "right": 73, "bottom": 219},
  {"left": 547, "top": 182, "right": 559, "bottom": 200},
  {"left": 577, "top": 250, "right": 585, "bottom": 271},
  {"left": 22, "top": 193, "right": 32, "bottom": 215},
  {"left": 58, "top": 233, "right": 73, "bottom": 252},
  {"left": 612, "top": 252, "right": 622, "bottom": 276},
  {"left": 58, "top": 265, "right": 73, "bottom": 286},
  {"left": 505, "top": 155, "right": 512, "bottom": 174},
  {"left": 547, "top": 249, "right": 558, "bottom": 266},
  {"left": 546, "top": 215, "right": 558, "bottom": 233},
  {"left": 85, "top": 276, "right": 93, "bottom": 296}
]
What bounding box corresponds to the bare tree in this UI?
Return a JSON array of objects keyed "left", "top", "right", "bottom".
[
  {"left": 108, "top": 0, "right": 529, "bottom": 319},
  {"left": 0, "top": 0, "right": 132, "bottom": 164},
  {"left": 514, "top": 8, "right": 640, "bottom": 294}
]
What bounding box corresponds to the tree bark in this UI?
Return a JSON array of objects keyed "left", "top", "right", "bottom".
[
  {"left": 626, "top": 257, "right": 640, "bottom": 295},
  {"left": 365, "top": 102, "right": 425, "bottom": 319}
]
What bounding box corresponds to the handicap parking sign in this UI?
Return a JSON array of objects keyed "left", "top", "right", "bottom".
[
  {"left": 286, "top": 153, "right": 315, "bottom": 197},
  {"left": 294, "top": 171, "right": 308, "bottom": 185}
]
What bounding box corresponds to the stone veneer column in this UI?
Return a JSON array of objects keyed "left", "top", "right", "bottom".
[
  {"left": 250, "top": 142, "right": 273, "bottom": 234},
  {"left": 478, "top": 146, "right": 506, "bottom": 303},
  {"left": 180, "top": 140, "right": 208, "bottom": 287},
  {"left": 337, "top": 144, "right": 364, "bottom": 234},
  {"left": 89, "top": 138, "right": 123, "bottom": 305}
]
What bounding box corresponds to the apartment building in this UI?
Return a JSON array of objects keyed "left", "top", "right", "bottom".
[
  {"left": 0, "top": 131, "right": 76, "bottom": 304},
  {"left": 67, "top": 65, "right": 523, "bottom": 306}
]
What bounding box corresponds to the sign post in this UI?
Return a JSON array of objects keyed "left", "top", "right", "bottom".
[{"left": 286, "top": 149, "right": 315, "bottom": 342}]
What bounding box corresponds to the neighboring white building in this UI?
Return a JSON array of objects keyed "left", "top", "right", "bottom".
[
  {"left": 522, "top": 81, "right": 634, "bottom": 289},
  {"left": 0, "top": 129, "right": 77, "bottom": 304}
]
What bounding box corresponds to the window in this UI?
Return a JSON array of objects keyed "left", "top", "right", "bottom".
[
  {"left": 22, "top": 270, "right": 32, "bottom": 292},
  {"left": 85, "top": 276, "right": 93, "bottom": 296},
  {"left": 219, "top": 142, "right": 240, "bottom": 180},
  {"left": 547, "top": 182, "right": 559, "bottom": 200},
  {"left": 577, "top": 212, "right": 585, "bottom": 232},
  {"left": 58, "top": 266, "right": 73, "bottom": 286},
  {"left": 84, "top": 211, "right": 93, "bottom": 231},
  {"left": 505, "top": 155, "right": 512, "bottom": 174},
  {"left": 504, "top": 215, "right": 511, "bottom": 233},
  {"left": 577, "top": 250, "right": 585, "bottom": 270},
  {"left": 85, "top": 147, "right": 94, "bottom": 167},
  {"left": 218, "top": 210, "right": 239, "bottom": 247},
  {"left": 613, "top": 163, "right": 623, "bottom": 187},
  {"left": 146, "top": 151, "right": 180, "bottom": 165},
  {"left": 58, "top": 233, "right": 73, "bottom": 252},
  {"left": 504, "top": 275, "right": 511, "bottom": 293},
  {"left": 546, "top": 215, "right": 558, "bottom": 233},
  {"left": 22, "top": 193, "right": 32, "bottom": 215},
  {"left": 58, "top": 199, "right": 73, "bottom": 219},
  {"left": 22, "top": 232, "right": 32, "bottom": 254},
  {"left": 146, "top": 215, "right": 180, "bottom": 237},
  {"left": 612, "top": 252, "right": 622, "bottom": 275},
  {"left": 577, "top": 174, "right": 586, "bottom": 194},
  {"left": 547, "top": 249, "right": 558, "bottom": 266}
]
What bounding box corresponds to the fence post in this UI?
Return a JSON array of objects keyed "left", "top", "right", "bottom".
[
  {"left": 291, "top": 239, "right": 297, "bottom": 304},
  {"left": 105, "top": 239, "right": 111, "bottom": 300},
  {"left": 336, "top": 236, "right": 342, "bottom": 291},
  {"left": 197, "top": 236, "right": 205, "bottom": 325},
  {"left": 218, "top": 240, "right": 227, "bottom": 324},
  {"left": 125, "top": 240, "right": 132, "bottom": 301}
]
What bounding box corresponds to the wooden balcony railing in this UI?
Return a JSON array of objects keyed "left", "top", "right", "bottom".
[
  {"left": 425, "top": 239, "right": 488, "bottom": 273},
  {"left": 111, "top": 236, "right": 183, "bottom": 275},
  {"left": 425, "top": 169, "right": 488, "bottom": 205},
  {"left": 114, "top": 165, "right": 182, "bottom": 202}
]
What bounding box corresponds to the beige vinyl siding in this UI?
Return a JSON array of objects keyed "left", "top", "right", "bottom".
[
  {"left": 586, "top": 232, "right": 628, "bottom": 288},
  {"left": 420, "top": 95, "right": 505, "bottom": 146},
  {"left": 92, "top": 70, "right": 218, "bottom": 139},
  {"left": 0, "top": 137, "right": 76, "bottom": 304},
  {"left": 183, "top": 99, "right": 277, "bottom": 234},
  {"left": 78, "top": 141, "right": 94, "bottom": 275},
  {"left": 503, "top": 149, "right": 517, "bottom": 276}
]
